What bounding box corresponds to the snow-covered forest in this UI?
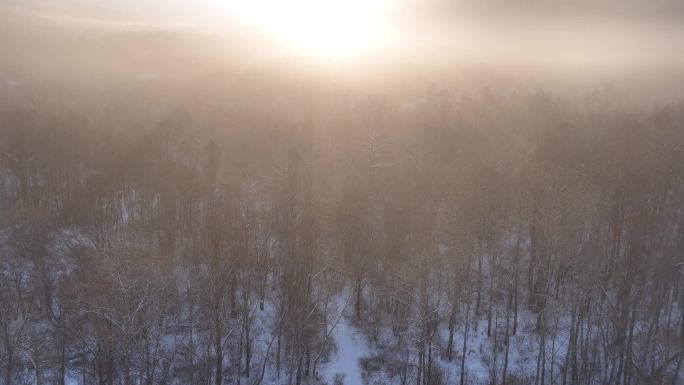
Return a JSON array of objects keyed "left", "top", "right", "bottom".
[
  {"left": 2, "top": 83, "right": 683, "bottom": 385},
  {"left": 1, "top": 2, "right": 684, "bottom": 385}
]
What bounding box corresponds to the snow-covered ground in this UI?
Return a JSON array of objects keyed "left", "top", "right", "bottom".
[{"left": 325, "top": 318, "right": 369, "bottom": 385}]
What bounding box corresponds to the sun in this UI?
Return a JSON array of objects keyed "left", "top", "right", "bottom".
[{"left": 232, "top": 0, "right": 395, "bottom": 58}]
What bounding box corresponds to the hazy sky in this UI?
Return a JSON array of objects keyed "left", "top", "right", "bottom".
[
  {"left": 3, "top": 0, "right": 683, "bottom": 101},
  {"left": 6, "top": 0, "right": 684, "bottom": 26},
  {"left": 4, "top": 0, "right": 683, "bottom": 63}
]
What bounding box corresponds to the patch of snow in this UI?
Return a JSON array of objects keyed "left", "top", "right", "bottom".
[
  {"left": 65, "top": 373, "right": 80, "bottom": 385},
  {"left": 326, "top": 318, "right": 369, "bottom": 385}
]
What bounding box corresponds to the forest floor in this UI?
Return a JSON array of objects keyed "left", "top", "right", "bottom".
[{"left": 325, "top": 317, "right": 369, "bottom": 385}]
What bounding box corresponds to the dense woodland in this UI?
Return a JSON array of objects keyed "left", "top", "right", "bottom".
[{"left": 1, "top": 83, "right": 683, "bottom": 385}]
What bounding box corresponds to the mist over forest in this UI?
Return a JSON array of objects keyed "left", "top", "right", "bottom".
[{"left": 0, "top": 2, "right": 683, "bottom": 385}]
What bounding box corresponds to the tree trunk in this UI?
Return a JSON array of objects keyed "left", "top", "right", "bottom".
[{"left": 460, "top": 300, "right": 470, "bottom": 385}]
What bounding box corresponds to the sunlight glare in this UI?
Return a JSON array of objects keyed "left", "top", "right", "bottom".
[{"left": 232, "top": 0, "right": 395, "bottom": 58}]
